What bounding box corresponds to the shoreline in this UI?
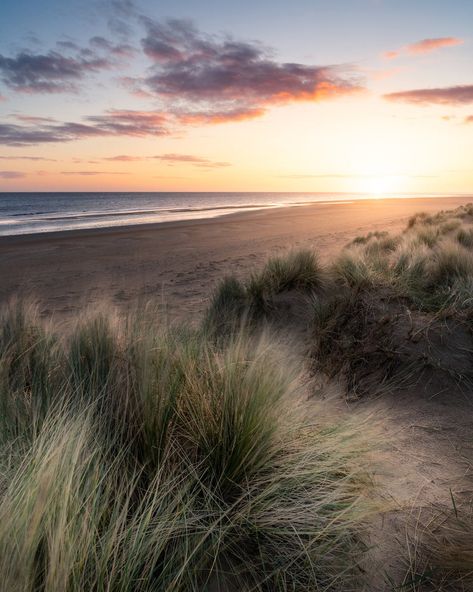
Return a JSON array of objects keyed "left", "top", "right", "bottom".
[
  {"left": 0, "top": 194, "right": 468, "bottom": 244},
  {"left": 1, "top": 195, "right": 472, "bottom": 321},
  {"left": 0, "top": 200, "right": 351, "bottom": 243}
]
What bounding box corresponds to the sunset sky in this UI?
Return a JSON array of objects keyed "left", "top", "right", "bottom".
[{"left": 1, "top": 0, "right": 472, "bottom": 193}]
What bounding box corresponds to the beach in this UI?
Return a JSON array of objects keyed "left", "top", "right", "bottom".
[{"left": 1, "top": 195, "right": 471, "bottom": 320}]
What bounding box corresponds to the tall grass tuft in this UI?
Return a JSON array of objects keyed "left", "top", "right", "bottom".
[
  {"left": 0, "top": 300, "right": 59, "bottom": 443},
  {"left": 0, "top": 302, "right": 370, "bottom": 591},
  {"left": 456, "top": 227, "right": 473, "bottom": 249},
  {"left": 248, "top": 249, "right": 325, "bottom": 305},
  {"left": 205, "top": 249, "right": 326, "bottom": 325},
  {"left": 203, "top": 275, "right": 248, "bottom": 334}
]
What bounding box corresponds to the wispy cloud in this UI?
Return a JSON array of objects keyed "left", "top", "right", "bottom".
[
  {"left": 60, "top": 170, "right": 129, "bottom": 176},
  {"left": 0, "top": 51, "right": 112, "bottom": 93},
  {"left": 177, "top": 107, "right": 267, "bottom": 125},
  {"left": 0, "top": 154, "right": 57, "bottom": 161},
  {"left": 153, "top": 153, "right": 231, "bottom": 168},
  {"left": 89, "top": 36, "right": 136, "bottom": 58},
  {"left": 465, "top": 115, "right": 473, "bottom": 124},
  {"left": 384, "top": 37, "right": 463, "bottom": 59},
  {"left": 133, "top": 18, "right": 363, "bottom": 123},
  {"left": 0, "top": 110, "right": 170, "bottom": 146},
  {"left": 0, "top": 33, "right": 136, "bottom": 94},
  {"left": 384, "top": 84, "right": 473, "bottom": 105},
  {"left": 407, "top": 37, "right": 463, "bottom": 54},
  {"left": 86, "top": 110, "right": 169, "bottom": 135},
  {"left": 103, "top": 153, "right": 231, "bottom": 168},
  {"left": 106, "top": 0, "right": 138, "bottom": 39},
  {"left": 102, "top": 154, "right": 145, "bottom": 161},
  {"left": 0, "top": 170, "right": 26, "bottom": 179}
]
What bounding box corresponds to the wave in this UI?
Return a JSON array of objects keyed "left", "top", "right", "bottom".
[{"left": 12, "top": 202, "right": 276, "bottom": 222}]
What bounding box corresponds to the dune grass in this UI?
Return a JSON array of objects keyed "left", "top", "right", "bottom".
[
  {"left": 201, "top": 204, "right": 473, "bottom": 588},
  {"left": 204, "top": 204, "right": 473, "bottom": 400},
  {"left": 0, "top": 301, "right": 372, "bottom": 591},
  {"left": 330, "top": 204, "right": 473, "bottom": 312},
  {"left": 205, "top": 249, "right": 326, "bottom": 333}
]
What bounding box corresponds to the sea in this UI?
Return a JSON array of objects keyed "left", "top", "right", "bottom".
[{"left": 0, "top": 191, "right": 450, "bottom": 237}]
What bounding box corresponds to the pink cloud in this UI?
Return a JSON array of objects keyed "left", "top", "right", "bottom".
[
  {"left": 383, "top": 50, "right": 400, "bottom": 60},
  {"left": 0, "top": 170, "right": 26, "bottom": 179},
  {"left": 102, "top": 153, "right": 231, "bottom": 168},
  {"left": 384, "top": 37, "right": 463, "bottom": 60},
  {"left": 384, "top": 85, "right": 473, "bottom": 105},
  {"left": 135, "top": 19, "right": 364, "bottom": 123},
  {"left": 153, "top": 153, "right": 231, "bottom": 168},
  {"left": 103, "top": 154, "right": 145, "bottom": 161},
  {"left": 407, "top": 37, "right": 463, "bottom": 55},
  {"left": 0, "top": 154, "right": 56, "bottom": 161},
  {"left": 60, "top": 170, "right": 129, "bottom": 176}
]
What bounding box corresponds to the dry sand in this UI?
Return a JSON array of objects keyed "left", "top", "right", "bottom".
[{"left": 1, "top": 195, "right": 472, "bottom": 321}]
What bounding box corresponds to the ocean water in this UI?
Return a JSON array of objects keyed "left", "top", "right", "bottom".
[{"left": 0, "top": 191, "right": 443, "bottom": 237}]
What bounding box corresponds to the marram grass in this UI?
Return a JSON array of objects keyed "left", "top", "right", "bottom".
[
  {"left": 0, "top": 302, "right": 371, "bottom": 591},
  {"left": 205, "top": 249, "right": 326, "bottom": 333}
]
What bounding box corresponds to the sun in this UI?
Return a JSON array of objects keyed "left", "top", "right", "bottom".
[
  {"left": 359, "top": 174, "right": 408, "bottom": 197},
  {"left": 364, "top": 176, "right": 395, "bottom": 196}
]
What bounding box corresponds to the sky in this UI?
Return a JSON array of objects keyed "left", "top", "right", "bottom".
[{"left": 0, "top": 0, "right": 472, "bottom": 193}]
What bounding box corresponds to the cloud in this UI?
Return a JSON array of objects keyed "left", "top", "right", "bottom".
[
  {"left": 56, "top": 40, "right": 80, "bottom": 51},
  {"left": 178, "top": 107, "right": 267, "bottom": 124},
  {"left": 0, "top": 170, "right": 26, "bottom": 179},
  {"left": 0, "top": 123, "right": 70, "bottom": 145},
  {"left": 89, "top": 36, "right": 136, "bottom": 58},
  {"left": 0, "top": 17, "right": 365, "bottom": 146},
  {"left": 407, "top": 37, "right": 463, "bottom": 55},
  {"left": 60, "top": 170, "right": 129, "bottom": 176},
  {"left": 0, "top": 51, "right": 112, "bottom": 93},
  {"left": 384, "top": 84, "right": 473, "bottom": 105},
  {"left": 103, "top": 154, "right": 145, "bottom": 161},
  {"left": 154, "top": 153, "right": 231, "bottom": 168},
  {"left": 0, "top": 154, "right": 57, "bottom": 161},
  {"left": 14, "top": 115, "right": 57, "bottom": 124},
  {"left": 0, "top": 30, "right": 137, "bottom": 94},
  {"left": 105, "top": 0, "right": 138, "bottom": 39},
  {"left": 86, "top": 109, "right": 169, "bottom": 135},
  {"left": 384, "top": 37, "right": 463, "bottom": 59},
  {"left": 103, "top": 152, "right": 231, "bottom": 167},
  {"left": 465, "top": 115, "right": 473, "bottom": 124},
  {"left": 136, "top": 19, "right": 363, "bottom": 123},
  {"left": 0, "top": 110, "right": 170, "bottom": 146}
]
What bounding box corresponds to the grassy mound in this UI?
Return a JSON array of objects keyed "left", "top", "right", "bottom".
[
  {"left": 313, "top": 204, "right": 473, "bottom": 395},
  {"left": 335, "top": 204, "right": 473, "bottom": 311},
  {"left": 206, "top": 204, "right": 473, "bottom": 398},
  {"left": 205, "top": 249, "right": 325, "bottom": 334},
  {"left": 0, "top": 301, "right": 370, "bottom": 591},
  {"left": 312, "top": 288, "right": 473, "bottom": 398}
]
